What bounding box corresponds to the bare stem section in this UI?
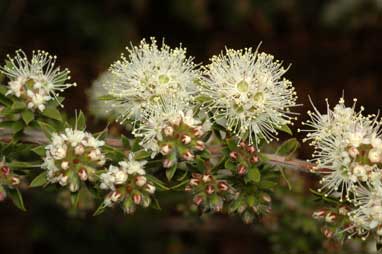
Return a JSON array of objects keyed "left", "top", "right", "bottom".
[{"left": 0, "top": 128, "right": 315, "bottom": 173}]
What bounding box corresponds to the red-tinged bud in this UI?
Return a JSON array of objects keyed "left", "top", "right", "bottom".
[
  {"left": 325, "top": 212, "right": 337, "bottom": 223},
  {"left": 111, "top": 191, "right": 122, "bottom": 202},
  {"left": 78, "top": 168, "right": 88, "bottom": 181},
  {"left": 191, "top": 173, "right": 202, "bottom": 179},
  {"left": 133, "top": 193, "right": 142, "bottom": 205},
  {"left": 185, "top": 185, "right": 192, "bottom": 192},
  {"left": 135, "top": 175, "right": 147, "bottom": 187},
  {"left": 181, "top": 135, "right": 192, "bottom": 145},
  {"left": 195, "top": 140, "right": 205, "bottom": 151},
  {"left": 247, "top": 146, "right": 256, "bottom": 153},
  {"left": 73, "top": 159, "right": 80, "bottom": 164},
  {"left": 202, "top": 174, "right": 212, "bottom": 183},
  {"left": 182, "top": 151, "right": 194, "bottom": 161},
  {"left": 217, "top": 181, "right": 229, "bottom": 191},
  {"left": 11, "top": 176, "right": 20, "bottom": 186},
  {"left": 312, "top": 210, "right": 326, "bottom": 220},
  {"left": 193, "top": 195, "right": 203, "bottom": 206},
  {"left": 229, "top": 151, "right": 238, "bottom": 160},
  {"left": 323, "top": 228, "right": 333, "bottom": 238},
  {"left": 163, "top": 126, "right": 174, "bottom": 137},
  {"left": 250, "top": 156, "right": 259, "bottom": 164},
  {"left": 163, "top": 159, "right": 174, "bottom": 168},
  {"left": 192, "top": 126, "right": 204, "bottom": 137},
  {"left": 239, "top": 142, "right": 247, "bottom": 149},
  {"left": 160, "top": 144, "right": 172, "bottom": 155},
  {"left": 237, "top": 165, "right": 247, "bottom": 175},
  {"left": 339, "top": 206, "right": 349, "bottom": 215},
  {"left": 206, "top": 185, "right": 215, "bottom": 194},
  {"left": 1, "top": 166, "right": 10, "bottom": 176},
  {"left": 190, "top": 178, "right": 200, "bottom": 186}
]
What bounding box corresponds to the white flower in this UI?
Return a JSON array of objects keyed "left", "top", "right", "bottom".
[
  {"left": 200, "top": 47, "right": 298, "bottom": 145},
  {"left": 87, "top": 72, "right": 115, "bottom": 119},
  {"left": 104, "top": 37, "right": 200, "bottom": 122},
  {"left": 119, "top": 155, "right": 147, "bottom": 175},
  {"left": 0, "top": 50, "right": 76, "bottom": 111},
  {"left": 114, "top": 170, "right": 128, "bottom": 185}
]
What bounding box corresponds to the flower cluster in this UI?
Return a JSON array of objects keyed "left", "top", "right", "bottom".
[
  {"left": 42, "top": 128, "right": 106, "bottom": 192},
  {"left": 99, "top": 155, "right": 156, "bottom": 214},
  {"left": 226, "top": 141, "right": 259, "bottom": 176},
  {"left": 0, "top": 50, "right": 76, "bottom": 111},
  {"left": 200, "top": 47, "right": 298, "bottom": 146},
  {"left": 105, "top": 38, "right": 200, "bottom": 122},
  {"left": 132, "top": 101, "right": 209, "bottom": 167},
  {"left": 302, "top": 97, "right": 382, "bottom": 240},
  {"left": 185, "top": 173, "right": 231, "bottom": 212},
  {"left": 87, "top": 72, "right": 115, "bottom": 120},
  {"left": 0, "top": 163, "right": 21, "bottom": 202}
]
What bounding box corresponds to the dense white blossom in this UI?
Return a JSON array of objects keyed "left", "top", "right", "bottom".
[
  {"left": 200, "top": 47, "right": 298, "bottom": 145},
  {"left": 105, "top": 38, "right": 200, "bottom": 122},
  {"left": 0, "top": 50, "right": 76, "bottom": 111},
  {"left": 87, "top": 72, "right": 115, "bottom": 119}
]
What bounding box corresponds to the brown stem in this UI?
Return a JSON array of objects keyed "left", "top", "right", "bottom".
[{"left": 0, "top": 128, "right": 315, "bottom": 173}]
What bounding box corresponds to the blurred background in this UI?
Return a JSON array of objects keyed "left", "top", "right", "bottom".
[{"left": 0, "top": 0, "right": 381, "bottom": 253}]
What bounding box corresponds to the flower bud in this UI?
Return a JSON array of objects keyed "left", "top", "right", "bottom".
[
  {"left": 97, "top": 159, "right": 106, "bottom": 166},
  {"left": 206, "top": 185, "right": 215, "bottom": 194},
  {"left": 160, "top": 144, "right": 172, "bottom": 155},
  {"left": 192, "top": 126, "right": 203, "bottom": 137},
  {"left": 123, "top": 198, "right": 135, "bottom": 214},
  {"left": 312, "top": 209, "right": 326, "bottom": 220},
  {"left": 192, "top": 173, "right": 202, "bottom": 179},
  {"left": 145, "top": 184, "right": 156, "bottom": 194},
  {"left": 78, "top": 168, "right": 88, "bottom": 181},
  {"left": 190, "top": 178, "right": 200, "bottom": 186},
  {"left": 142, "top": 195, "right": 151, "bottom": 207},
  {"left": 11, "top": 176, "right": 20, "bottom": 186},
  {"left": 193, "top": 195, "right": 203, "bottom": 206},
  {"left": 135, "top": 175, "right": 147, "bottom": 187},
  {"left": 247, "top": 146, "right": 256, "bottom": 153},
  {"left": 217, "top": 181, "right": 229, "bottom": 191},
  {"left": 181, "top": 135, "right": 192, "bottom": 145},
  {"left": 195, "top": 140, "right": 205, "bottom": 151},
  {"left": 114, "top": 170, "right": 128, "bottom": 185},
  {"left": 325, "top": 212, "right": 337, "bottom": 223},
  {"left": 250, "top": 156, "right": 259, "bottom": 164},
  {"left": 239, "top": 142, "right": 247, "bottom": 149},
  {"left": 111, "top": 191, "right": 122, "bottom": 202},
  {"left": 185, "top": 185, "right": 192, "bottom": 192},
  {"left": 322, "top": 228, "right": 333, "bottom": 238},
  {"left": 182, "top": 151, "right": 194, "bottom": 161},
  {"left": 69, "top": 181, "right": 79, "bottom": 192},
  {"left": 338, "top": 206, "right": 349, "bottom": 215},
  {"left": 243, "top": 211, "right": 254, "bottom": 224},
  {"left": 229, "top": 151, "right": 238, "bottom": 160},
  {"left": 202, "top": 174, "right": 212, "bottom": 183},
  {"left": 163, "top": 159, "right": 174, "bottom": 168},
  {"left": 74, "top": 145, "right": 85, "bottom": 155},
  {"left": 61, "top": 161, "right": 69, "bottom": 170},
  {"left": 163, "top": 126, "right": 174, "bottom": 137},
  {"left": 1, "top": 166, "right": 10, "bottom": 176},
  {"left": 347, "top": 146, "right": 359, "bottom": 158},
  {"left": 133, "top": 193, "right": 142, "bottom": 205},
  {"left": 369, "top": 148, "right": 382, "bottom": 163},
  {"left": 59, "top": 175, "right": 68, "bottom": 186},
  {"left": 261, "top": 193, "right": 271, "bottom": 203},
  {"left": 237, "top": 165, "right": 247, "bottom": 175}
]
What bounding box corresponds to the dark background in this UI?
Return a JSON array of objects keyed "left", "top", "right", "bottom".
[{"left": 0, "top": 0, "right": 381, "bottom": 253}]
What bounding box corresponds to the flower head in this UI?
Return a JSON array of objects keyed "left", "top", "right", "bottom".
[
  {"left": 42, "top": 128, "right": 105, "bottom": 192},
  {"left": 87, "top": 72, "right": 115, "bottom": 119},
  {"left": 0, "top": 50, "right": 76, "bottom": 111},
  {"left": 200, "top": 46, "right": 298, "bottom": 145},
  {"left": 105, "top": 38, "right": 200, "bottom": 122}
]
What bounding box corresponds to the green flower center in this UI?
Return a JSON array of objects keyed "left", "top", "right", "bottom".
[
  {"left": 159, "top": 74, "right": 170, "bottom": 84},
  {"left": 236, "top": 80, "right": 249, "bottom": 93}
]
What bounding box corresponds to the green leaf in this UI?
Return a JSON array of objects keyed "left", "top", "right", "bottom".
[
  {"left": 277, "top": 124, "right": 293, "bottom": 135},
  {"left": 76, "top": 111, "right": 86, "bottom": 130},
  {"left": 7, "top": 188, "right": 26, "bottom": 211},
  {"left": 11, "top": 100, "right": 26, "bottom": 112},
  {"left": 8, "top": 160, "right": 41, "bottom": 168},
  {"left": 121, "top": 135, "right": 131, "bottom": 149},
  {"left": 38, "top": 121, "right": 56, "bottom": 137},
  {"left": 30, "top": 171, "right": 48, "bottom": 187},
  {"left": 226, "top": 138, "right": 237, "bottom": 151},
  {"left": 97, "top": 95, "right": 115, "bottom": 101},
  {"left": 246, "top": 167, "right": 261, "bottom": 183},
  {"left": 31, "top": 146, "right": 46, "bottom": 157},
  {"left": 224, "top": 159, "right": 236, "bottom": 170},
  {"left": 93, "top": 202, "right": 108, "bottom": 216},
  {"left": 146, "top": 175, "right": 170, "bottom": 191},
  {"left": 276, "top": 138, "right": 300, "bottom": 157},
  {"left": 11, "top": 120, "right": 25, "bottom": 134},
  {"left": 70, "top": 191, "right": 81, "bottom": 208},
  {"left": 41, "top": 106, "right": 62, "bottom": 121},
  {"left": 166, "top": 165, "right": 177, "bottom": 181},
  {"left": 0, "top": 84, "right": 9, "bottom": 95},
  {"left": 0, "top": 94, "right": 12, "bottom": 106},
  {"left": 134, "top": 150, "right": 151, "bottom": 160},
  {"left": 21, "top": 110, "right": 34, "bottom": 125}
]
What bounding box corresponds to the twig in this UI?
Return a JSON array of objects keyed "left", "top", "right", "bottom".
[{"left": 0, "top": 128, "right": 315, "bottom": 173}]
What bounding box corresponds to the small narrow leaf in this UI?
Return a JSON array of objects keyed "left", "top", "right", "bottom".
[
  {"left": 277, "top": 124, "right": 293, "bottom": 135},
  {"left": 166, "top": 165, "right": 177, "bottom": 181},
  {"left": 12, "top": 120, "right": 25, "bottom": 134},
  {"left": 38, "top": 121, "right": 56, "bottom": 137},
  {"left": 93, "top": 202, "right": 107, "bottom": 216},
  {"left": 41, "top": 107, "right": 62, "bottom": 121},
  {"left": 21, "top": 110, "right": 34, "bottom": 125},
  {"left": 11, "top": 101, "right": 26, "bottom": 111},
  {"left": 276, "top": 138, "right": 300, "bottom": 157},
  {"left": 76, "top": 111, "right": 86, "bottom": 130},
  {"left": 7, "top": 188, "right": 26, "bottom": 211},
  {"left": 31, "top": 146, "right": 46, "bottom": 157},
  {"left": 30, "top": 171, "right": 48, "bottom": 187}
]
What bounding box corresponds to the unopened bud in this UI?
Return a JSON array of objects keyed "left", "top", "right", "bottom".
[
  {"left": 190, "top": 178, "right": 200, "bottom": 186},
  {"left": 142, "top": 195, "right": 151, "bottom": 207},
  {"left": 206, "top": 185, "right": 215, "bottom": 194},
  {"left": 181, "top": 135, "right": 192, "bottom": 145},
  {"left": 193, "top": 195, "right": 203, "bottom": 206},
  {"left": 217, "top": 181, "right": 229, "bottom": 191},
  {"left": 1, "top": 166, "right": 10, "bottom": 176},
  {"left": 69, "top": 181, "right": 79, "bottom": 192},
  {"left": 192, "top": 126, "right": 204, "bottom": 137},
  {"left": 61, "top": 161, "right": 69, "bottom": 170},
  {"left": 237, "top": 165, "right": 247, "bottom": 175},
  {"left": 135, "top": 175, "right": 147, "bottom": 187},
  {"left": 145, "top": 184, "right": 156, "bottom": 194},
  {"left": 59, "top": 175, "right": 68, "bottom": 186},
  {"left": 163, "top": 159, "right": 174, "bottom": 168},
  {"left": 74, "top": 145, "right": 85, "bottom": 155},
  {"left": 160, "top": 144, "right": 172, "bottom": 155},
  {"left": 185, "top": 185, "right": 192, "bottom": 192},
  {"left": 97, "top": 159, "right": 106, "bottom": 166},
  {"left": 323, "top": 228, "right": 333, "bottom": 238},
  {"left": 163, "top": 126, "right": 174, "bottom": 137},
  {"left": 111, "top": 191, "right": 122, "bottom": 202},
  {"left": 182, "top": 151, "right": 194, "bottom": 161},
  {"left": 11, "top": 176, "right": 20, "bottom": 186},
  {"left": 261, "top": 193, "right": 271, "bottom": 203},
  {"left": 195, "top": 140, "right": 205, "bottom": 151},
  {"left": 339, "top": 206, "right": 349, "bottom": 215},
  {"left": 312, "top": 210, "right": 326, "bottom": 220},
  {"left": 348, "top": 146, "right": 359, "bottom": 158},
  {"left": 239, "top": 142, "right": 247, "bottom": 149},
  {"left": 133, "top": 193, "right": 142, "bottom": 204},
  {"left": 247, "top": 146, "right": 256, "bottom": 153},
  {"left": 250, "top": 156, "right": 259, "bottom": 164},
  {"left": 78, "top": 168, "right": 88, "bottom": 181},
  {"left": 325, "top": 212, "right": 337, "bottom": 223},
  {"left": 230, "top": 151, "right": 239, "bottom": 160},
  {"left": 202, "top": 174, "right": 212, "bottom": 183}
]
